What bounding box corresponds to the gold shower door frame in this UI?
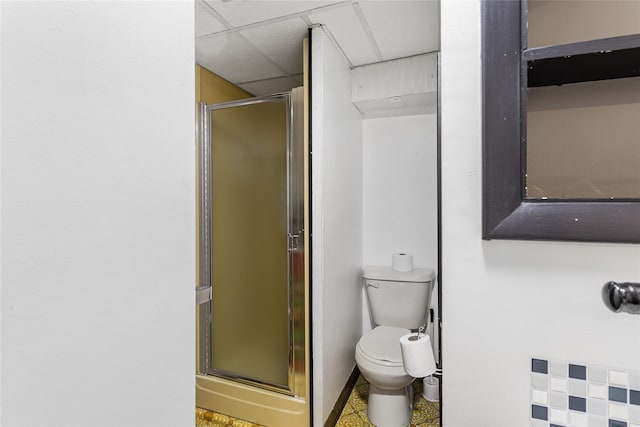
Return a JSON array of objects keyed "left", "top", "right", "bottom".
[{"left": 196, "top": 91, "right": 307, "bottom": 405}]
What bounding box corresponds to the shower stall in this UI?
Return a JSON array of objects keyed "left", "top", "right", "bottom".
[{"left": 195, "top": 87, "right": 309, "bottom": 426}]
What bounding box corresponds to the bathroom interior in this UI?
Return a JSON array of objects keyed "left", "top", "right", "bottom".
[
  {"left": 192, "top": 0, "right": 640, "bottom": 426},
  {"left": 2, "top": 1, "right": 640, "bottom": 427},
  {"left": 194, "top": 1, "right": 440, "bottom": 426}
]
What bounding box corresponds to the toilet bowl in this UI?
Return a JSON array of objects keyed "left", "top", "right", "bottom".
[
  {"left": 355, "top": 326, "right": 414, "bottom": 427},
  {"left": 356, "top": 265, "right": 436, "bottom": 427}
]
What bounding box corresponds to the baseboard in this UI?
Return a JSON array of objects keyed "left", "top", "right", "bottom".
[{"left": 323, "top": 366, "right": 360, "bottom": 427}]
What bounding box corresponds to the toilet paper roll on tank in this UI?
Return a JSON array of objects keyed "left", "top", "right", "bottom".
[{"left": 392, "top": 252, "right": 413, "bottom": 272}]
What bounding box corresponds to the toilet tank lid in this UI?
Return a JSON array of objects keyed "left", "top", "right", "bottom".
[{"left": 363, "top": 266, "right": 435, "bottom": 282}]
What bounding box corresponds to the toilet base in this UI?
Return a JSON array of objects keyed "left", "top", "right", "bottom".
[{"left": 367, "top": 384, "right": 412, "bottom": 427}]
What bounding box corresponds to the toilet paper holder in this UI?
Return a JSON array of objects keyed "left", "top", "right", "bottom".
[{"left": 408, "top": 325, "right": 426, "bottom": 342}]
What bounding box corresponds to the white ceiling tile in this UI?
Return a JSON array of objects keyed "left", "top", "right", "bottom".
[
  {"left": 308, "top": 6, "right": 379, "bottom": 66},
  {"left": 196, "top": 33, "right": 285, "bottom": 83},
  {"left": 238, "top": 76, "right": 301, "bottom": 96},
  {"left": 359, "top": 1, "right": 440, "bottom": 60},
  {"left": 241, "top": 18, "right": 308, "bottom": 75},
  {"left": 195, "top": 1, "right": 439, "bottom": 89},
  {"left": 204, "top": 1, "right": 335, "bottom": 27},
  {"left": 195, "top": 2, "right": 227, "bottom": 37}
]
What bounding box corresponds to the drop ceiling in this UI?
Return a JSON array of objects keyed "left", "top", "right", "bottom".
[{"left": 195, "top": 1, "right": 440, "bottom": 96}]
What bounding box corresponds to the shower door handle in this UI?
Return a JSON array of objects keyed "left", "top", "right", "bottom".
[
  {"left": 196, "top": 286, "right": 212, "bottom": 305},
  {"left": 288, "top": 231, "right": 303, "bottom": 253}
]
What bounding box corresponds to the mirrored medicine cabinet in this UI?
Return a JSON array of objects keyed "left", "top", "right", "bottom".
[{"left": 481, "top": 0, "right": 640, "bottom": 243}]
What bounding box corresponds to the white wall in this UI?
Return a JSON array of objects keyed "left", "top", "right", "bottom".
[
  {"left": 311, "top": 26, "right": 363, "bottom": 427},
  {"left": 441, "top": 1, "right": 640, "bottom": 426},
  {"left": 0, "top": 2, "right": 195, "bottom": 426},
  {"left": 362, "top": 114, "right": 438, "bottom": 335}
]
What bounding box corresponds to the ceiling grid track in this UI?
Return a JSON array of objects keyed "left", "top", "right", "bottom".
[
  {"left": 197, "top": 1, "right": 355, "bottom": 40},
  {"left": 352, "top": 2, "right": 385, "bottom": 62},
  {"left": 198, "top": 0, "right": 231, "bottom": 32},
  {"left": 301, "top": 15, "right": 314, "bottom": 28},
  {"left": 199, "top": 1, "right": 300, "bottom": 83},
  {"left": 195, "top": 0, "right": 440, "bottom": 95},
  {"left": 317, "top": 24, "right": 355, "bottom": 69}
]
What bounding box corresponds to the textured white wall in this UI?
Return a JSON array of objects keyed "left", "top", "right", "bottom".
[
  {"left": 311, "top": 26, "right": 363, "bottom": 427},
  {"left": 362, "top": 114, "right": 438, "bottom": 334},
  {"left": 1, "top": 2, "right": 195, "bottom": 426},
  {"left": 440, "top": 1, "right": 640, "bottom": 426}
]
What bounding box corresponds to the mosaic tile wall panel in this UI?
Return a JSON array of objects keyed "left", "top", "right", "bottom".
[{"left": 530, "top": 358, "right": 640, "bottom": 427}]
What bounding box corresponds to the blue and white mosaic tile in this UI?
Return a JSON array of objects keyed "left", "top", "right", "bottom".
[{"left": 530, "top": 358, "right": 640, "bottom": 427}]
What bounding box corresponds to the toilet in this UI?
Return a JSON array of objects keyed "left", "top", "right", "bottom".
[{"left": 355, "top": 266, "right": 436, "bottom": 427}]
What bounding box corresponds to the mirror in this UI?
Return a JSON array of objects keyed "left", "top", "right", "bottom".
[{"left": 481, "top": 0, "right": 640, "bottom": 243}]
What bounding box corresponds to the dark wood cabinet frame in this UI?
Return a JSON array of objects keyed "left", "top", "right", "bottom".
[{"left": 481, "top": 0, "right": 640, "bottom": 243}]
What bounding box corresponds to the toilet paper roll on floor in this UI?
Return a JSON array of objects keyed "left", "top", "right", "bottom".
[
  {"left": 392, "top": 252, "right": 413, "bottom": 272},
  {"left": 399, "top": 333, "right": 436, "bottom": 378}
]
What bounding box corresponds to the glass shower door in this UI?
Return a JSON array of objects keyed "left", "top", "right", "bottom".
[{"left": 197, "top": 92, "right": 304, "bottom": 396}]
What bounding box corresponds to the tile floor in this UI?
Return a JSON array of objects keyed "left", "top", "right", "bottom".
[
  {"left": 195, "top": 375, "right": 441, "bottom": 427},
  {"left": 196, "top": 408, "right": 264, "bottom": 427},
  {"left": 336, "top": 375, "right": 440, "bottom": 427}
]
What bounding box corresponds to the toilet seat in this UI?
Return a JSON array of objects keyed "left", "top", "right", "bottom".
[
  {"left": 355, "top": 326, "right": 415, "bottom": 426},
  {"left": 357, "top": 326, "right": 410, "bottom": 368}
]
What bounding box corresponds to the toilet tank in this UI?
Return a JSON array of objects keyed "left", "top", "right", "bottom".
[{"left": 364, "top": 266, "right": 436, "bottom": 329}]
